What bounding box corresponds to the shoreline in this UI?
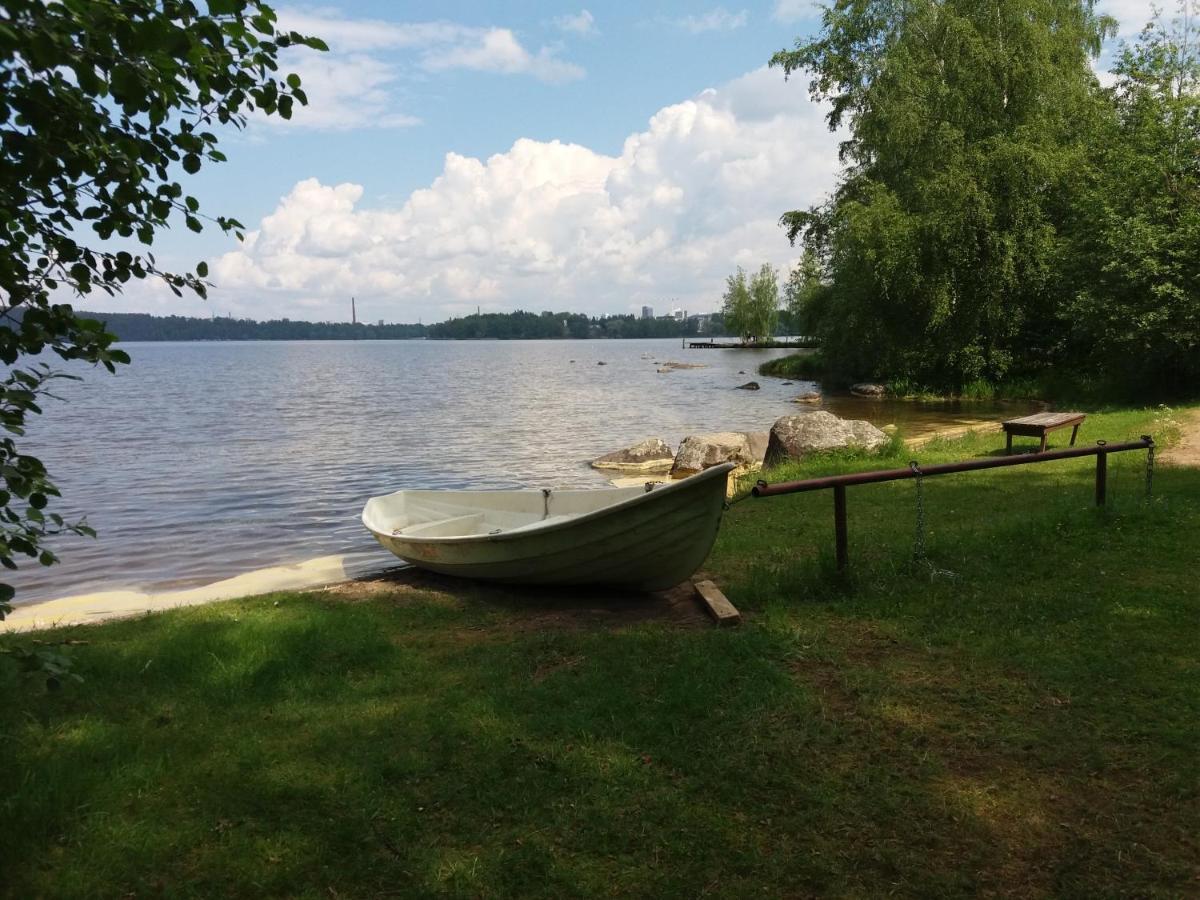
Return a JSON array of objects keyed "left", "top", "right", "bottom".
[
  {"left": 0, "top": 554, "right": 370, "bottom": 634},
  {"left": 4, "top": 418, "right": 1019, "bottom": 633}
]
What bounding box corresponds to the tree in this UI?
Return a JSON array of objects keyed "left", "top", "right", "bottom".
[
  {"left": 1063, "top": 1, "right": 1200, "bottom": 394},
  {"left": 0, "top": 0, "right": 324, "bottom": 626},
  {"left": 722, "top": 264, "right": 780, "bottom": 343},
  {"left": 783, "top": 249, "right": 827, "bottom": 337},
  {"left": 771, "top": 0, "right": 1116, "bottom": 389},
  {"left": 722, "top": 266, "right": 753, "bottom": 342},
  {"left": 748, "top": 263, "right": 781, "bottom": 341}
]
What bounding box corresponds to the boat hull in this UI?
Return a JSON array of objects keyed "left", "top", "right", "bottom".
[{"left": 362, "top": 464, "right": 733, "bottom": 591}]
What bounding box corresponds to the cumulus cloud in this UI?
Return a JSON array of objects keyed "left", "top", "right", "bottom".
[
  {"left": 555, "top": 10, "right": 598, "bottom": 36},
  {"left": 208, "top": 66, "right": 841, "bottom": 321},
  {"left": 675, "top": 8, "right": 749, "bottom": 33}
]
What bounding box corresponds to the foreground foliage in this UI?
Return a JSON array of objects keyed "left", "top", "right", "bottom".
[
  {"left": 0, "top": 1, "right": 322, "bottom": 615},
  {"left": 2, "top": 407, "right": 1195, "bottom": 897}
]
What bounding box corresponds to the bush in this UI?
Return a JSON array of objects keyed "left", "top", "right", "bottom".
[{"left": 758, "top": 352, "right": 825, "bottom": 381}]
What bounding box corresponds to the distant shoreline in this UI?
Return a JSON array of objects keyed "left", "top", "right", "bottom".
[{"left": 83, "top": 309, "right": 748, "bottom": 343}]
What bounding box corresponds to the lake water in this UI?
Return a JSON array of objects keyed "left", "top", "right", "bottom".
[{"left": 12, "top": 340, "right": 1033, "bottom": 605}]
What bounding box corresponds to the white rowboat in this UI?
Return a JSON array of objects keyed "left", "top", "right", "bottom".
[{"left": 361, "top": 463, "right": 735, "bottom": 590}]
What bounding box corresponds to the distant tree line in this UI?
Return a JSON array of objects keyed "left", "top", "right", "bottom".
[
  {"left": 426, "top": 310, "right": 728, "bottom": 340},
  {"left": 89, "top": 309, "right": 731, "bottom": 341},
  {"left": 92, "top": 312, "right": 428, "bottom": 341}
]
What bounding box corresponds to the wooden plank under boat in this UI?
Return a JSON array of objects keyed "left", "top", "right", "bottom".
[{"left": 361, "top": 463, "right": 735, "bottom": 591}]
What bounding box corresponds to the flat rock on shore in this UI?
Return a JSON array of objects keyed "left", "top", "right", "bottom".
[{"left": 591, "top": 438, "right": 674, "bottom": 471}]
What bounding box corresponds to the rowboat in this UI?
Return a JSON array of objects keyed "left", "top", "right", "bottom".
[{"left": 361, "top": 462, "right": 735, "bottom": 590}]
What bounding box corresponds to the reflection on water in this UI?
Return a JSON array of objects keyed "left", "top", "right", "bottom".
[
  {"left": 14, "top": 340, "right": 1036, "bottom": 603},
  {"left": 819, "top": 395, "right": 1036, "bottom": 439}
]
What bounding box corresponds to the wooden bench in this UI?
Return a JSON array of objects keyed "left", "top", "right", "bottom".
[{"left": 1002, "top": 412, "right": 1086, "bottom": 454}]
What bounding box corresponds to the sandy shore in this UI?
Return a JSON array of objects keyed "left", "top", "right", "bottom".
[{"left": 1, "top": 554, "right": 359, "bottom": 633}]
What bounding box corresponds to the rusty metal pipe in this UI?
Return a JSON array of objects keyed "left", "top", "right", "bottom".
[{"left": 752, "top": 436, "right": 1153, "bottom": 498}]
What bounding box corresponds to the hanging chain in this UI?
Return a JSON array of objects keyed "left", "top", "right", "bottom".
[
  {"left": 909, "top": 460, "right": 957, "bottom": 580},
  {"left": 910, "top": 461, "right": 927, "bottom": 562}
]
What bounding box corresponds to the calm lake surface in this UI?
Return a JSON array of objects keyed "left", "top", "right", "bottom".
[{"left": 14, "top": 339, "right": 1034, "bottom": 604}]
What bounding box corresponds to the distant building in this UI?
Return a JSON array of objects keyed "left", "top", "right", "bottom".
[
  {"left": 378, "top": 319, "right": 384, "bottom": 327},
  {"left": 641, "top": 305, "right": 653, "bottom": 319},
  {"left": 672, "top": 307, "right": 687, "bottom": 322}
]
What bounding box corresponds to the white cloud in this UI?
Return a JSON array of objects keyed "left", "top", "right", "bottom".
[
  {"left": 1097, "top": 0, "right": 1159, "bottom": 37},
  {"left": 422, "top": 28, "right": 584, "bottom": 82},
  {"left": 208, "top": 66, "right": 842, "bottom": 321},
  {"left": 772, "top": 0, "right": 820, "bottom": 24},
  {"left": 272, "top": 53, "right": 420, "bottom": 130},
  {"left": 277, "top": 11, "right": 471, "bottom": 51},
  {"left": 555, "top": 10, "right": 598, "bottom": 36},
  {"left": 676, "top": 8, "right": 749, "bottom": 33},
  {"left": 265, "top": 8, "right": 585, "bottom": 129}
]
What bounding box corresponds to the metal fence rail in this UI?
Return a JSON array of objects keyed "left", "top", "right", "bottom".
[{"left": 751, "top": 436, "right": 1155, "bottom": 571}]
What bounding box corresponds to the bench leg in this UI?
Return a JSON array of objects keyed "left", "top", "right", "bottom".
[
  {"left": 1070, "top": 424, "right": 1079, "bottom": 446},
  {"left": 1039, "top": 434, "right": 1048, "bottom": 453},
  {"left": 1005, "top": 432, "right": 1012, "bottom": 455}
]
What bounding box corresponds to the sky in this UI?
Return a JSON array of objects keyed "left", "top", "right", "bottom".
[{"left": 91, "top": 1, "right": 1156, "bottom": 325}]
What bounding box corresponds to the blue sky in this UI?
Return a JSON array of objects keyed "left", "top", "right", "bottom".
[{"left": 100, "top": 1, "right": 1151, "bottom": 324}]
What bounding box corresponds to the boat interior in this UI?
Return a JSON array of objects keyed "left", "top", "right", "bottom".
[{"left": 362, "top": 483, "right": 660, "bottom": 540}]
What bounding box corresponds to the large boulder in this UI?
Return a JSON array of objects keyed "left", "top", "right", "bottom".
[
  {"left": 764, "top": 412, "right": 890, "bottom": 466},
  {"left": 591, "top": 438, "right": 674, "bottom": 472},
  {"left": 744, "top": 431, "right": 770, "bottom": 466},
  {"left": 671, "top": 432, "right": 757, "bottom": 478}
]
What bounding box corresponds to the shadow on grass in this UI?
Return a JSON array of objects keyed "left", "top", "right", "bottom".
[{"left": 347, "top": 567, "right": 711, "bottom": 633}]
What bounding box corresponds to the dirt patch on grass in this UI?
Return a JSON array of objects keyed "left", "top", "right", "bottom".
[
  {"left": 1159, "top": 407, "right": 1200, "bottom": 467},
  {"left": 323, "top": 566, "right": 713, "bottom": 631}
]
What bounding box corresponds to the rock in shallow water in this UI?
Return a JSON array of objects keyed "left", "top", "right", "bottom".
[
  {"left": 765, "top": 411, "right": 889, "bottom": 466},
  {"left": 591, "top": 438, "right": 674, "bottom": 471},
  {"left": 736, "top": 381, "right": 761, "bottom": 390},
  {"left": 850, "top": 382, "right": 886, "bottom": 397}
]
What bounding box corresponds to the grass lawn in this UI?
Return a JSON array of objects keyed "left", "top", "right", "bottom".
[{"left": 2, "top": 407, "right": 1197, "bottom": 898}]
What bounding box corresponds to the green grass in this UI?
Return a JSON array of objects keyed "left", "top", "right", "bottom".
[{"left": 2, "top": 406, "right": 1197, "bottom": 898}]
